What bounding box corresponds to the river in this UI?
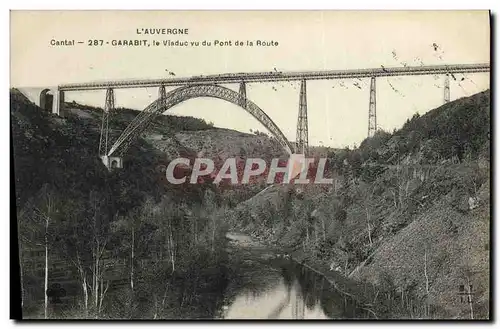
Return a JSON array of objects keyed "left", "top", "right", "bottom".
[{"left": 218, "top": 232, "right": 373, "bottom": 319}]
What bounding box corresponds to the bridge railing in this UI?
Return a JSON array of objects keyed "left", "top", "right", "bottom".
[{"left": 58, "top": 63, "right": 490, "bottom": 91}]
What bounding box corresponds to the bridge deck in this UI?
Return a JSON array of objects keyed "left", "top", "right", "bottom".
[{"left": 58, "top": 63, "right": 490, "bottom": 91}]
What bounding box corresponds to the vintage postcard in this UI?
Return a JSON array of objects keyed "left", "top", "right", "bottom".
[{"left": 10, "top": 10, "right": 490, "bottom": 320}]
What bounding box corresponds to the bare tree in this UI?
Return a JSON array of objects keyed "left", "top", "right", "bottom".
[
  {"left": 74, "top": 251, "right": 89, "bottom": 315},
  {"left": 54, "top": 199, "right": 91, "bottom": 317},
  {"left": 461, "top": 267, "right": 475, "bottom": 320},
  {"left": 17, "top": 209, "right": 30, "bottom": 310},
  {"left": 423, "top": 248, "right": 430, "bottom": 317},
  {"left": 361, "top": 183, "right": 376, "bottom": 247},
  {"left": 424, "top": 250, "right": 430, "bottom": 293},
  {"left": 466, "top": 274, "right": 474, "bottom": 319},
  {"left": 87, "top": 191, "right": 111, "bottom": 318},
  {"left": 28, "top": 184, "right": 57, "bottom": 319}
]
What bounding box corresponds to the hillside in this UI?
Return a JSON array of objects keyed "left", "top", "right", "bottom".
[
  {"left": 64, "top": 100, "right": 288, "bottom": 204},
  {"left": 12, "top": 91, "right": 288, "bottom": 205},
  {"left": 11, "top": 88, "right": 491, "bottom": 319},
  {"left": 63, "top": 100, "right": 287, "bottom": 162},
  {"left": 227, "top": 90, "right": 491, "bottom": 319},
  {"left": 11, "top": 89, "right": 287, "bottom": 318}
]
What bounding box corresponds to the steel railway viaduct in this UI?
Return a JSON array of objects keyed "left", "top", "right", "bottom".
[{"left": 39, "top": 63, "right": 489, "bottom": 169}]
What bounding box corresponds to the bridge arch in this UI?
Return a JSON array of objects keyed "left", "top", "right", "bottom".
[
  {"left": 39, "top": 88, "right": 53, "bottom": 112},
  {"left": 108, "top": 84, "right": 294, "bottom": 156}
]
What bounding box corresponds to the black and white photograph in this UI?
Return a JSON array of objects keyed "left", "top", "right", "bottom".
[{"left": 9, "top": 10, "right": 491, "bottom": 320}]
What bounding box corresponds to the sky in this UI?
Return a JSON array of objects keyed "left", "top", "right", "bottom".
[{"left": 10, "top": 11, "right": 490, "bottom": 148}]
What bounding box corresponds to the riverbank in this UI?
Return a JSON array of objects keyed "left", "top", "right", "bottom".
[
  {"left": 289, "top": 251, "right": 381, "bottom": 313},
  {"left": 223, "top": 231, "right": 376, "bottom": 319},
  {"left": 225, "top": 231, "right": 383, "bottom": 317}
]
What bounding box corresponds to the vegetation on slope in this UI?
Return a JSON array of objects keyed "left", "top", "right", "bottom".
[
  {"left": 12, "top": 91, "right": 279, "bottom": 319},
  {"left": 228, "top": 90, "right": 491, "bottom": 319}
]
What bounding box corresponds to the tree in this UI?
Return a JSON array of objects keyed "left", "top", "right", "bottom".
[
  {"left": 348, "top": 151, "right": 363, "bottom": 178},
  {"left": 111, "top": 196, "right": 156, "bottom": 297},
  {"left": 19, "top": 184, "right": 60, "bottom": 319},
  {"left": 147, "top": 196, "right": 182, "bottom": 275},
  {"left": 17, "top": 208, "right": 30, "bottom": 310},
  {"left": 54, "top": 198, "right": 92, "bottom": 317},
  {"left": 202, "top": 190, "right": 218, "bottom": 253},
  {"left": 361, "top": 184, "right": 376, "bottom": 247},
  {"left": 54, "top": 190, "right": 112, "bottom": 318},
  {"left": 88, "top": 191, "right": 111, "bottom": 317}
]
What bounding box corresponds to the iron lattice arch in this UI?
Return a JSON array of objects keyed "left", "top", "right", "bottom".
[{"left": 107, "top": 84, "right": 294, "bottom": 156}]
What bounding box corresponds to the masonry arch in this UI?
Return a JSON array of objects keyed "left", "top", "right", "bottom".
[{"left": 39, "top": 89, "right": 53, "bottom": 112}]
